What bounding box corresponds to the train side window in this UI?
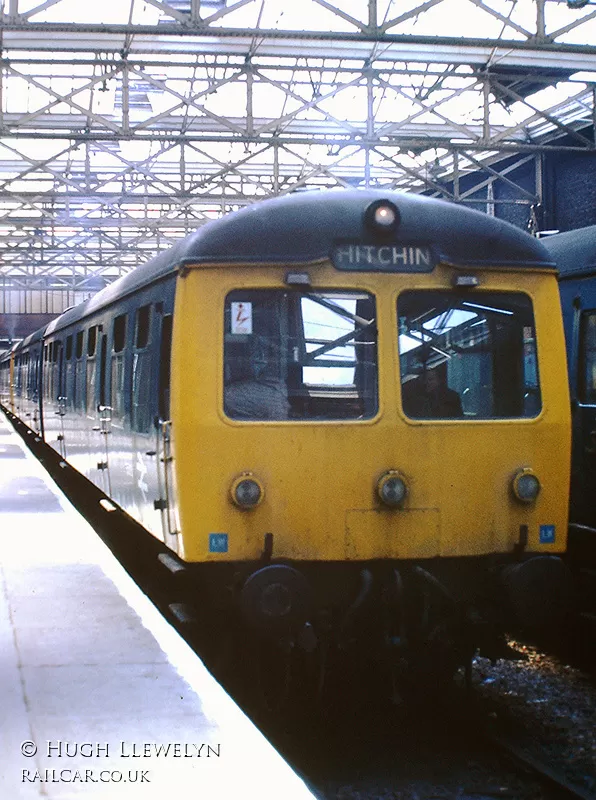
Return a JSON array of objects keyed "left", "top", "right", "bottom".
[
  {"left": 50, "top": 340, "right": 62, "bottom": 402},
  {"left": 579, "top": 312, "right": 596, "bottom": 405},
  {"left": 113, "top": 315, "right": 127, "bottom": 353},
  {"left": 88, "top": 326, "right": 98, "bottom": 357},
  {"left": 74, "top": 330, "right": 86, "bottom": 410},
  {"left": 135, "top": 305, "right": 151, "bottom": 350},
  {"left": 86, "top": 326, "right": 99, "bottom": 414},
  {"left": 158, "top": 314, "right": 173, "bottom": 421},
  {"left": 14, "top": 355, "right": 20, "bottom": 394},
  {"left": 43, "top": 343, "right": 51, "bottom": 400},
  {"left": 111, "top": 315, "right": 128, "bottom": 419},
  {"left": 131, "top": 307, "right": 153, "bottom": 432},
  {"left": 32, "top": 351, "right": 39, "bottom": 401},
  {"left": 64, "top": 335, "right": 74, "bottom": 409},
  {"left": 99, "top": 334, "right": 108, "bottom": 408}
]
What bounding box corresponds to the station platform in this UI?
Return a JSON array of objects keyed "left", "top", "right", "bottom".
[{"left": 0, "top": 413, "right": 316, "bottom": 800}]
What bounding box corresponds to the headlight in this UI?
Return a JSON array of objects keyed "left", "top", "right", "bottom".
[
  {"left": 377, "top": 471, "right": 408, "bottom": 508},
  {"left": 512, "top": 468, "right": 541, "bottom": 503},
  {"left": 364, "top": 199, "right": 400, "bottom": 235},
  {"left": 231, "top": 474, "right": 264, "bottom": 510}
]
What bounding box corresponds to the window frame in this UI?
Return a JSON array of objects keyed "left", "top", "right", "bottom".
[
  {"left": 397, "top": 289, "right": 542, "bottom": 421},
  {"left": 223, "top": 287, "right": 379, "bottom": 423},
  {"left": 579, "top": 309, "right": 596, "bottom": 406}
]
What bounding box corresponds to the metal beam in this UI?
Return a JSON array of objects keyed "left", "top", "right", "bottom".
[
  {"left": 0, "top": 1, "right": 594, "bottom": 299},
  {"left": 0, "top": 24, "right": 596, "bottom": 70}
]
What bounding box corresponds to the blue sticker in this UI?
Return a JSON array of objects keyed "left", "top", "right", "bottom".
[
  {"left": 209, "top": 533, "right": 228, "bottom": 553},
  {"left": 539, "top": 525, "right": 556, "bottom": 544}
]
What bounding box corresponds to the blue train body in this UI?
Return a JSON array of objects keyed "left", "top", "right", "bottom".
[{"left": 543, "top": 227, "right": 596, "bottom": 529}]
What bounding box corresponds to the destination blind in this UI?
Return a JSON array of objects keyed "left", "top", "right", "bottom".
[{"left": 332, "top": 242, "right": 436, "bottom": 273}]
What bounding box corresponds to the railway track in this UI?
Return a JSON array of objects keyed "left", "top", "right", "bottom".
[
  {"left": 280, "top": 692, "right": 596, "bottom": 800},
  {"left": 487, "top": 731, "right": 596, "bottom": 800}
]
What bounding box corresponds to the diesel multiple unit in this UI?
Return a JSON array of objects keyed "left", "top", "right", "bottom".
[{"left": 0, "top": 190, "right": 572, "bottom": 690}]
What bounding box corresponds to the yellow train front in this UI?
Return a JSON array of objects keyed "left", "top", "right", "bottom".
[
  {"left": 0, "top": 189, "right": 572, "bottom": 689},
  {"left": 169, "top": 191, "right": 571, "bottom": 679}
]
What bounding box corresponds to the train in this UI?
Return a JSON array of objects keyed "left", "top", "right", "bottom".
[
  {"left": 0, "top": 189, "right": 573, "bottom": 695},
  {"left": 542, "top": 226, "right": 596, "bottom": 531}
]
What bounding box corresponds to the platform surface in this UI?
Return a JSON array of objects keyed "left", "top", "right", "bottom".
[{"left": 0, "top": 413, "right": 316, "bottom": 799}]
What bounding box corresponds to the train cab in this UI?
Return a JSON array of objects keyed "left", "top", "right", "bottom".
[{"left": 167, "top": 191, "right": 571, "bottom": 656}]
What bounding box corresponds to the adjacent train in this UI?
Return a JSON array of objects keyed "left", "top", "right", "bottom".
[
  {"left": 542, "top": 226, "right": 596, "bottom": 531},
  {"left": 0, "top": 190, "right": 572, "bottom": 690}
]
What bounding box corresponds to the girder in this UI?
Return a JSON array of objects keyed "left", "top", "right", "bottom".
[
  {"left": 2, "top": 25, "right": 596, "bottom": 69},
  {"left": 0, "top": 0, "right": 594, "bottom": 302}
]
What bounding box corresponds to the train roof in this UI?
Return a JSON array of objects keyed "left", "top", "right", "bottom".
[
  {"left": 184, "top": 189, "right": 552, "bottom": 268},
  {"left": 0, "top": 325, "right": 46, "bottom": 361},
  {"left": 541, "top": 225, "right": 596, "bottom": 279},
  {"left": 20, "top": 326, "right": 47, "bottom": 348},
  {"left": 45, "top": 189, "right": 553, "bottom": 336}
]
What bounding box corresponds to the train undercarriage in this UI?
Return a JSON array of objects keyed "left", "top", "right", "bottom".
[{"left": 184, "top": 551, "right": 573, "bottom": 707}]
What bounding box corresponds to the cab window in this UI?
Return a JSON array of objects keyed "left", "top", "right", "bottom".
[
  {"left": 224, "top": 289, "right": 378, "bottom": 421},
  {"left": 398, "top": 291, "right": 541, "bottom": 419},
  {"left": 580, "top": 311, "right": 596, "bottom": 405}
]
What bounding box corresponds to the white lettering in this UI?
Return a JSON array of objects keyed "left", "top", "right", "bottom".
[
  {"left": 332, "top": 244, "right": 433, "bottom": 270},
  {"left": 335, "top": 245, "right": 354, "bottom": 264},
  {"left": 377, "top": 246, "right": 391, "bottom": 265},
  {"left": 416, "top": 247, "right": 431, "bottom": 266},
  {"left": 392, "top": 247, "right": 408, "bottom": 264}
]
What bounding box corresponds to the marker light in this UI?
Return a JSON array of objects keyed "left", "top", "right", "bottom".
[
  {"left": 377, "top": 471, "right": 408, "bottom": 508},
  {"left": 512, "top": 468, "right": 541, "bottom": 503},
  {"left": 231, "top": 474, "right": 264, "bottom": 509},
  {"left": 453, "top": 275, "right": 480, "bottom": 288},
  {"left": 364, "top": 200, "right": 400, "bottom": 235},
  {"left": 285, "top": 271, "right": 311, "bottom": 286}
]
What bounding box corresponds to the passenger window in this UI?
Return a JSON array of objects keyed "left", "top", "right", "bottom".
[
  {"left": 132, "top": 352, "right": 152, "bottom": 433},
  {"left": 135, "top": 305, "right": 151, "bottom": 349},
  {"left": 113, "top": 315, "right": 127, "bottom": 352},
  {"left": 131, "top": 306, "right": 153, "bottom": 432},
  {"left": 158, "top": 314, "right": 173, "bottom": 421},
  {"left": 75, "top": 331, "right": 86, "bottom": 409},
  {"left": 398, "top": 291, "right": 541, "bottom": 420},
  {"left": 86, "top": 359, "right": 97, "bottom": 414},
  {"left": 85, "top": 326, "right": 101, "bottom": 413},
  {"left": 580, "top": 312, "right": 596, "bottom": 405},
  {"left": 112, "top": 316, "right": 128, "bottom": 419},
  {"left": 88, "top": 326, "right": 98, "bottom": 357},
  {"left": 65, "top": 336, "right": 74, "bottom": 409}
]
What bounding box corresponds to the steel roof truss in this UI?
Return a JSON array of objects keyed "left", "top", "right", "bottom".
[{"left": 5, "top": 64, "right": 123, "bottom": 133}]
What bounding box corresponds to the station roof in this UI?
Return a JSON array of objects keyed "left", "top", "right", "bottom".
[{"left": 0, "top": 0, "right": 593, "bottom": 299}]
